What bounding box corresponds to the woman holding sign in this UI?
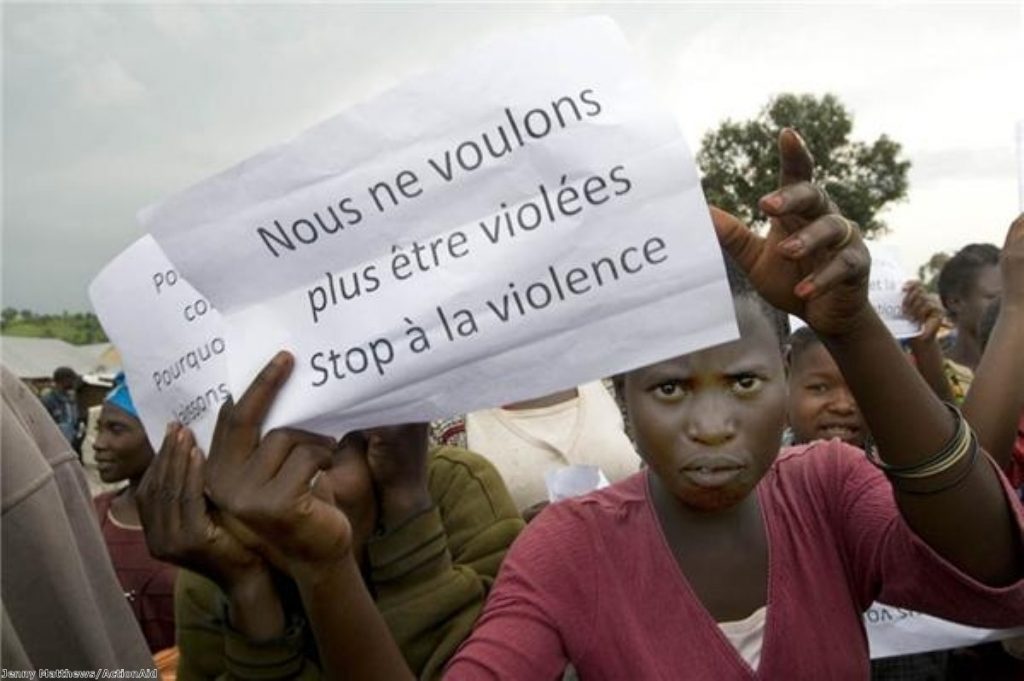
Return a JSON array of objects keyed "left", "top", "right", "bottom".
[
  {"left": 138, "top": 420, "right": 522, "bottom": 679},
  {"left": 146, "top": 129, "right": 1024, "bottom": 679}
]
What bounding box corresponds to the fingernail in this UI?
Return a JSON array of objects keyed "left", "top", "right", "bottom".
[
  {"left": 762, "top": 193, "right": 784, "bottom": 212},
  {"left": 177, "top": 428, "right": 187, "bottom": 444},
  {"left": 790, "top": 128, "right": 808, "bottom": 150},
  {"left": 795, "top": 280, "right": 815, "bottom": 298},
  {"left": 780, "top": 236, "right": 804, "bottom": 256}
]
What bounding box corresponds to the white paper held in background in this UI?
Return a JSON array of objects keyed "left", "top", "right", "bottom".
[{"left": 89, "top": 235, "right": 231, "bottom": 452}]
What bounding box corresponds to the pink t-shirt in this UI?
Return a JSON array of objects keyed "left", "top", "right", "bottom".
[{"left": 446, "top": 442, "right": 1024, "bottom": 680}]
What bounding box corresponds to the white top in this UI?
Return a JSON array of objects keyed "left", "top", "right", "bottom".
[
  {"left": 466, "top": 381, "right": 639, "bottom": 510},
  {"left": 718, "top": 606, "right": 767, "bottom": 671}
]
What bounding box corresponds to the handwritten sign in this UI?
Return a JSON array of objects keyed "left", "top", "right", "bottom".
[
  {"left": 141, "top": 17, "right": 736, "bottom": 437},
  {"left": 89, "top": 236, "right": 230, "bottom": 451},
  {"left": 866, "top": 603, "right": 1024, "bottom": 659}
]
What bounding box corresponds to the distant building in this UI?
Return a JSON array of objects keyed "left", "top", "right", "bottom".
[{"left": 1, "top": 336, "right": 120, "bottom": 387}]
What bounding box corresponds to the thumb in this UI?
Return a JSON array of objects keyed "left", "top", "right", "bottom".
[{"left": 710, "top": 205, "right": 763, "bottom": 275}]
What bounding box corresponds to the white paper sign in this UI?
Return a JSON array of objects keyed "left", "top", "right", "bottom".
[
  {"left": 788, "top": 242, "right": 920, "bottom": 340},
  {"left": 89, "top": 235, "right": 230, "bottom": 451},
  {"left": 865, "top": 603, "right": 1024, "bottom": 659},
  {"left": 1017, "top": 120, "right": 1023, "bottom": 211},
  {"left": 142, "top": 17, "right": 736, "bottom": 437},
  {"left": 865, "top": 242, "right": 920, "bottom": 340}
]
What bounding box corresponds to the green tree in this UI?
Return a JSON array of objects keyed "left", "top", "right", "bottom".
[
  {"left": 917, "top": 251, "right": 952, "bottom": 293},
  {"left": 1, "top": 308, "right": 16, "bottom": 325},
  {"left": 697, "top": 93, "right": 911, "bottom": 237}
]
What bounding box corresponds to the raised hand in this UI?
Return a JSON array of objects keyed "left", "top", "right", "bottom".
[
  {"left": 712, "top": 128, "right": 871, "bottom": 336},
  {"left": 362, "top": 424, "right": 432, "bottom": 530},
  {"left": 137, "top": 423, "right": 267, "bottom": 589},
  {"left": 902, "top": 280, "right": 945, "bottom": 343},
  {"left": 138, "top": 423, "right": 288, "bottom": 640},
  {"left": 1000, "top": 213, "right": 1024, "bottom": 307},
  {"left": 204, "top": 352, "right": 353, "bottom": 577}
]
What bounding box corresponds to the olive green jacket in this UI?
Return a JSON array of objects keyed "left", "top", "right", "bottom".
[{"left": 175, "top": 446, "right": 524, "bottom": 680}]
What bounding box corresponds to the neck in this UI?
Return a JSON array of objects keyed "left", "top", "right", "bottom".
[{"left": 109, "top": 484, "right": 142, "bottom": 528}]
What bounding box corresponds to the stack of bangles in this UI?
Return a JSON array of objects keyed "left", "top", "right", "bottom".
[{"left": 866, "top": 403, "right": 979, "bottom": 495}]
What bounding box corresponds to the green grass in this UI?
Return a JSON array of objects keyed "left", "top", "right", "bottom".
[{"left": 1, "top": 317, "right": 108, "bottom": 345}]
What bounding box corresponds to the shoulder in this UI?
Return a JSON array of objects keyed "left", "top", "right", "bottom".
[
  {"left": 428, "top": 445, "right": 509, "bottom": 506},
  {"left": 561, "top": 469, "right": 647, "bottom": 514},
  {"left": 489, "top": 474, "right": 648, "bottom": 621},
  {"left": 92, "top": 490, "right": 115, "bottom": 516},
  {"left": 765, "top": 440, "right": 888, "bottom": 511},
  {"left": 516, "top": 472, "right": 648, "bottom": 552},
  {"left": 772, "top": 440, "right": 877, "bottom": 477},
  {"left": 427, "top": 445, "right": 523, "bottom": 532}
]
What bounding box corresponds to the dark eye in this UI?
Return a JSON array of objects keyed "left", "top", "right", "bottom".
[
  {"left": 805, "top": 383, "right": 828, "bottom": 394},
  {"left": 653, "top": 382, "right": 688, "bottom": 400},
  {"left": 731, "top": 374, "right": 764, "bottom": 395}
]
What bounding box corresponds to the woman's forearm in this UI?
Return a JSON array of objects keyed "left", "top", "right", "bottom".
[
  {"left": 294, "top": 555, "right": 416, "bottom": 681},
  {"left": 822, "top": 308, "right": 1022, "bottom": 586},
  {"left": 962, "top": 302, "right": 1024, "bottom": 475}
]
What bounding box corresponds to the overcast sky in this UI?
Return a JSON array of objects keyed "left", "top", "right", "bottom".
[{"left": 3, "top": 1, "right": 1022, "bottom": 314}]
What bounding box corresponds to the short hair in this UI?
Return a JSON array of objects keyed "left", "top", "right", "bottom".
[
  {"left": 723, "top": 253, "right": 790, "bottom": 351},
  {"left": 785, "top": 326, "right": 822, "bottom": 367},
  {"left": 53, "top": 366, "right": 77, "bottom": 383},
  {"left": 937, "top": 243, "right": 1000, "bottom": 314}
]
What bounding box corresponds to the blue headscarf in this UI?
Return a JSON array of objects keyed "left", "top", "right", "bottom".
[{"left": 105, "top": 372, "right": 139, "bottom": 419}]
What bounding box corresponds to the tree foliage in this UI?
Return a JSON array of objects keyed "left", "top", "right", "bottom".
[
  {"left": 0, "top": 309, "right": 108, "bottom": 344},
  {"left": 917, "top": 251, "right": 952, "bottom": 293},
  {"left": 697, "top": 93, "right": 911, "bottom": 237}
]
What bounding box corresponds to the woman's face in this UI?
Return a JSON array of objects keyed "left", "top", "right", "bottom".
[
  {"left": 622, "top": 299, "right": 787, "bottom": 512},
  {"left": 787, "top": 341, "right": 867, "bottom": 448},
  {"left": 93, "top": 403, "right": 154, "bottom": 483}
]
